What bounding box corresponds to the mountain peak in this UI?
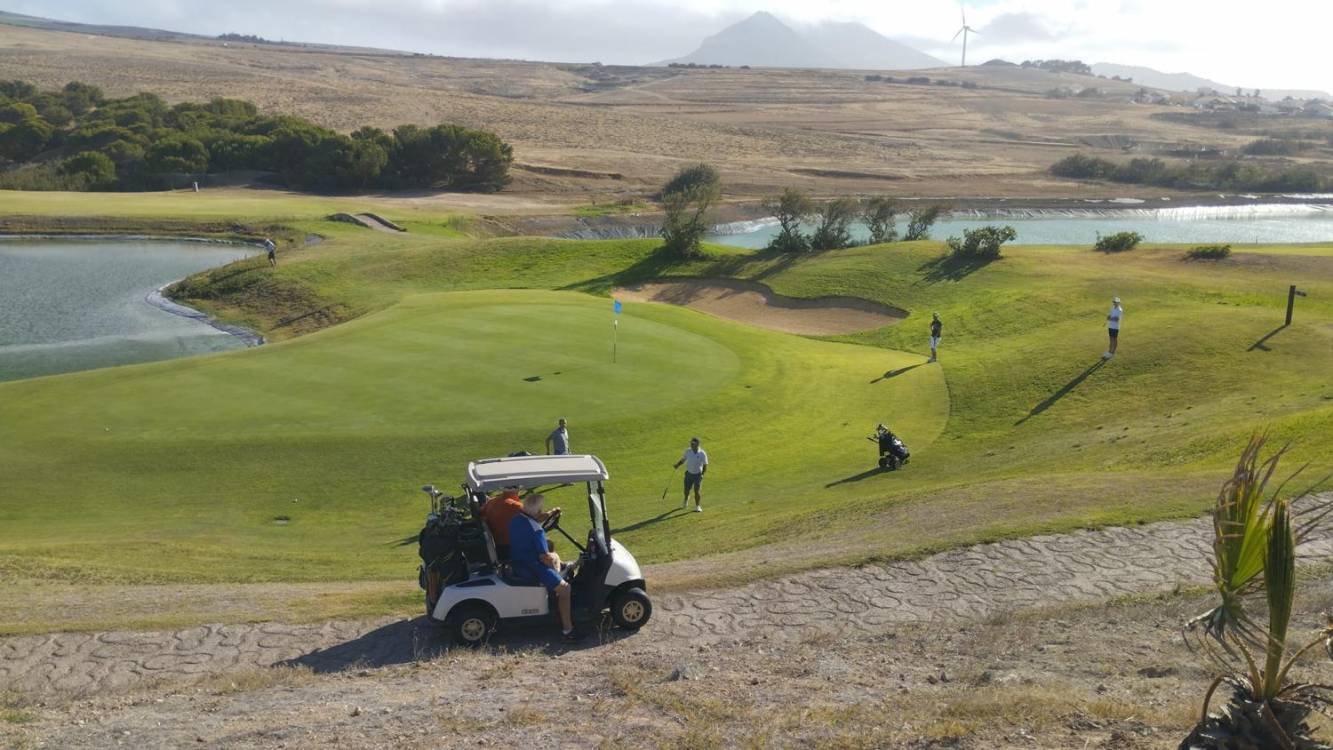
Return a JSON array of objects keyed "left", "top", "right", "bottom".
[{"left": 667, "top": 12, "right": 944, "bottom": 70}]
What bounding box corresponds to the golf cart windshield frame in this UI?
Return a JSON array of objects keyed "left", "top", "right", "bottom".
[{"left": 465, "top": 454, "right": 610, "bottom": 493}]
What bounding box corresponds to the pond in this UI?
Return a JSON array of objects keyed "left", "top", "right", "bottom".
[
  {"left": 0, "top": 239, "right": 256, "bottom": 382},
  {"left": 707, "top": 203, "right": 1333, "bottom": 248}
]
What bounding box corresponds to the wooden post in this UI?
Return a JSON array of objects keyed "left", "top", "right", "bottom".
[{"left": 1286, "top": 285, "right": 1306, "bottom": 327}]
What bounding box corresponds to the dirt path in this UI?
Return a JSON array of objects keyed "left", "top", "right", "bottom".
[
  {"left": 614, "top": 278, "right": 906, "bottom": 335},
  {"left": 5, "top": 497, "right": 1329, "bottom": 697},
  {"left": 350, "top": 213, "right": 405, "bottom": 232}
]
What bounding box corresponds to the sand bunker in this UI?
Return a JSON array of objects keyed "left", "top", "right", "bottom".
[{"left": 614, "top": 278, "right": 905, "bottom": 335}]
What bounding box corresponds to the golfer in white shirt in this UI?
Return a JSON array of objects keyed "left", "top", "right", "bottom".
[
  {"left": 674, "top": 437, "right": 709, "bottom": 513},
  {"left": 1103, "top": 297, "right": 1123, "bottom": 360}
]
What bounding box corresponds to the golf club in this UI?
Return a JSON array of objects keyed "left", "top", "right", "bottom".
[{"left": 660, "top": 465, "right": 680, "bottom": 501}]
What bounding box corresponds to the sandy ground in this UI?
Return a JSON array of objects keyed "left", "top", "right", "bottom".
[
  {"left": 3, "top": 500, "right": 1332, "bottom": 748},
  {"left": 614, "top": 279, "right": 906, "bottom": 335}
]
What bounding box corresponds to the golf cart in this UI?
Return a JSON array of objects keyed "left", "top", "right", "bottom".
[{"left": 416, "top": 454, "right": 651, "bottom": 645}]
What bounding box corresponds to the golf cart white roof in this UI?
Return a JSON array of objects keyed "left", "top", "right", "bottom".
[{"left": 466, "top": 454, "right": 610, "bottom": 492}]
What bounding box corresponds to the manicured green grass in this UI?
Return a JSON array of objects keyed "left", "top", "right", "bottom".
[
  {"left": 0, "top": 290, "right": 946, "bottom": 585},
  {"left": 2, "top": 194, "right": 1331, "bottom": 629}
]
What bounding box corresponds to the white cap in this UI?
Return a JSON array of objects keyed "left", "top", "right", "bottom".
[{"left": 1112, "top": 297, "right": 1121, "bottom": 304}]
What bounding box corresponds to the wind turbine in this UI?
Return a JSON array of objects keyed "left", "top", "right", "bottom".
[{"left": 952, "top": 3, "right": 979, "bottom": 67}]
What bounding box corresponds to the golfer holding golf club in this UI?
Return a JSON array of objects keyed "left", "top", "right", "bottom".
[{"left": 674, "top": 437, "right": 708, "bottom": 513}]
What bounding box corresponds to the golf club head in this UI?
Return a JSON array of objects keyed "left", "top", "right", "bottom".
[{"left": 421, "top": 484, "right": 436, "bottom": 495}]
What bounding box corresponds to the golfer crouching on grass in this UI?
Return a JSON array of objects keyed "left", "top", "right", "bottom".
[{"left": 674, "top": 437, "right": 708, "bottom": 513}]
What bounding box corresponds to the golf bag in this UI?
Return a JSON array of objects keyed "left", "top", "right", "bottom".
[
  {"left": 418, "top": 513, "right": 469, "bottom": 611},
  {"left": 870, "top": 425, "right": 910, "bottom": 471}
]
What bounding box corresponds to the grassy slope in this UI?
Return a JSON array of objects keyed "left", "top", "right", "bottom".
[{"left": 2, "top": 193, "right": 1331, "bottom": 629}]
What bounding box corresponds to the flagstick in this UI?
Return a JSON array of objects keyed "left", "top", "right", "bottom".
[{"left": 613, "top": 318, "right": 618, "bottom": 363}]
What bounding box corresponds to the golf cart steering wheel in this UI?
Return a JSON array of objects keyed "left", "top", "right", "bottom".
[{"left": 541, "top": 508, "right": 562, "bottom": 532}]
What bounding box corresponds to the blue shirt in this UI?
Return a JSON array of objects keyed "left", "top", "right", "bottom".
[
  {"left": 508, "top": 513, "right": 549, "bottom": 581},
  {"left": 548, "top": 427, "right": 569, "bottom": 455}
]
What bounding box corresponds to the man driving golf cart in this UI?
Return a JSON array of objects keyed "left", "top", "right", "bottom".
[
  {"left": 508, "top": 493, "right": 579, "bottom": 640},
  {"left": 418, "top": 454, "right": 652, "bottom": 646}
]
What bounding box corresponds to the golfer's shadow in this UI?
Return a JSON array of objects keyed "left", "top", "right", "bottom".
[
  {"left": 613, "top": 507, "right": 688, "bottom": 535},
  {"left": 1015, "top": 359, "right": 1106, "bottom": 425},
  {"left": 871, "top": 363, "right": 924, "bottom": 383}
]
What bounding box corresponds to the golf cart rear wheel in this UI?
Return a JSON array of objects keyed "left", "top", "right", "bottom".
[
  {"left": 611, "top": 587, "right": 652, "bottom": 630},
  {"left": 450, "top": 603, "right": 496, "bottom": 647}
]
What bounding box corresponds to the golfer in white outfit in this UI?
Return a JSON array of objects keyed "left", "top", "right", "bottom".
[
  {"left": 1103, "top": 297, "right": 1123, "bottom": 360},
  {"left": 674, "top": 438, "right": 708, "bottom": 513}
]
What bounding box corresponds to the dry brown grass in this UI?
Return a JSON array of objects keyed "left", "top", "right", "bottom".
[{"left": 4, "top": 22, "right": 1325, "bottom": 202}]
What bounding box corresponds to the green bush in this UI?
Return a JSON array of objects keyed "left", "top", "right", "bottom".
[
  {"left": 1095, "top": 231, "right": 1143, "bottom": 253},
  {"left": 809, "top": 198, "right": 858, "bottom": 250},
  {"left": 765, "top": 187, "right": 814, "bottom": 253},
  {"left": 58, "top": 151, "right": 117, "bottom": 189},
  {"left": 946, "top": 225, "right": 1017, "bottom": 260},
  {"left": 1186, "top": 244, "right": 1232, "bottom": 260},
  {"left": 905, "top": 204, "right": 949, "bottom": 241}
]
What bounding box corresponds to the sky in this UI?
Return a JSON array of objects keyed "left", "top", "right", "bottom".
[{"left": 7, "top": 0, "right": 1332, "bottom": 93}]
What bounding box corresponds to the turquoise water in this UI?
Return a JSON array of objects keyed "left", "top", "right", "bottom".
[
  {"left": 707, "top": 204, "right": 1333, "bottom": 248},
  {"left": 0, "top": 240, "right": 254, "bottom": 381}
]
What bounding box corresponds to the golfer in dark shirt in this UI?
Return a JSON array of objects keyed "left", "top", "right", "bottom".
[{"left": 929, "top": 313, "right": 942, "bottom": 362}]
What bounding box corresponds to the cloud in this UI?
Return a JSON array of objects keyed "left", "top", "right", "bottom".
[
  {"left": 7, "top": 0, "right": 1332, "bottom": 92},
  {"left": 978, "top": 12, "right": 1063, "bottom": 43}
]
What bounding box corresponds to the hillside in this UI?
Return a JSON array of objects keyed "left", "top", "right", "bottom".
[
  {"left": 1092, "top": 61, "right": 1331, "bottom": 100},
  {"left": 665, "top": 11, "right": 945, "bottom": 70},
  {"left": 1, "top": 17, "right": 1331, "bottom": 201}
]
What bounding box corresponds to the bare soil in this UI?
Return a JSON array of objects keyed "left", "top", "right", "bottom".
[
  {"left": 614, "top": 278, "right": 906, "bottom": 335},
  {"left": 4, "top": 505, "right": 1331, "bottom": 748}
]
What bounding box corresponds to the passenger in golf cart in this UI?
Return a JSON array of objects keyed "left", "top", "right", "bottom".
[{"left": 419, "top": 454, "right": 652, "bottom": 646}]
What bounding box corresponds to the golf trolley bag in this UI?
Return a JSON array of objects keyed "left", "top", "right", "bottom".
[
  {"left": 418, "top": 513, "right": 469, "bottom": 612},
  {"left": 871, "top": 425, "right": 910, "bottom": 471}
]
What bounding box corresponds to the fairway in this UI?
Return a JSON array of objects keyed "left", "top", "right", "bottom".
[
  {"left": 2, "top": 193, "right": 1332, "bottom": 632},
  {"left": 0, "top": 289, "right": 947, "bottom": 589}
]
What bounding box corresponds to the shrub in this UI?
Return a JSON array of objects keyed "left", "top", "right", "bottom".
[
  {"left": 146, "top": 135, "right": 209, "bottom": 173},
  {"left": 1095, "top": 231, "right": 1142, "bottom": 252},
  {"left": 905, "top": 204, "right": 949, "bottom": 241},
  {"left": 58, "top": 151, "right": 117, "bottom": 188},
  {"left": 765, "top": 187, "right": 814, "bottom": 253},
  {"left": 659, "top": 163, "right": 721, "bottom": 259},
  {"left": 946, "top": 225, "right": 1017, "bottom": 260},
  {"left": 1241, "top": 138, "right": 1307, "bottom": 156},
  {"left": 809, "top": 198, "right": 858, "bottom": 250},
  {"left": 1186, "top": 244, "right": 1232, "bottom": 260}
]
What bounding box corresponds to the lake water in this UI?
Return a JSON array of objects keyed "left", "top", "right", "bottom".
[
  {"left": 0, "top": 240, "right": 255, "bottom": 381},
  {"left": 707, "top": 203, "right": 1333, "bottom": 248}
]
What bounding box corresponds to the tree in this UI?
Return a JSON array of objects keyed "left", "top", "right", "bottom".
[
  {"left": 863, "top": 197, "right": 898, "bottom": 244},
  {"left": 0, "top": 117, "right": 53, "bottom": 162},
  {"left": 61, "top": 81, "right": 104, "bottom": 115},
  {"left": 0, "top": 102, "right": 38, "bottom": 125},
  {"left": 58, "top": 151, "right": 116, "bottom": 188},
  {"left": 809, "top": 197, "right": 858, "bottom": 250},
  {"left": 765, "top": 187, "right": 814, "bottom": 253},
  {"left": 659, "top": 163, "right": 722, "bottom": 259},
  {"left": 904, "top": 204, "right": 948, "bottom": 241},
  {"left": 145, "top": 135, "right": 209, "bottom": 173}
]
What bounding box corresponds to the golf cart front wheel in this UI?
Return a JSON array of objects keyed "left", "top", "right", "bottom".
[
  {"left": 611, "top": 587, "right": 652, "bottom": 630},
  {"left": 450, "top": 603, "right": 496, "bottom": 647}
]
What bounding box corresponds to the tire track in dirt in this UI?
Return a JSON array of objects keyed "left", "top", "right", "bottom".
[{"left": 4, "top": 497, "right": 1330, "bottom": 695}]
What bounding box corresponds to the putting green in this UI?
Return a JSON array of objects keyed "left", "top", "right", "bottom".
[{"left": 0, "top": 290, "right": 947, "bottom": 585}]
